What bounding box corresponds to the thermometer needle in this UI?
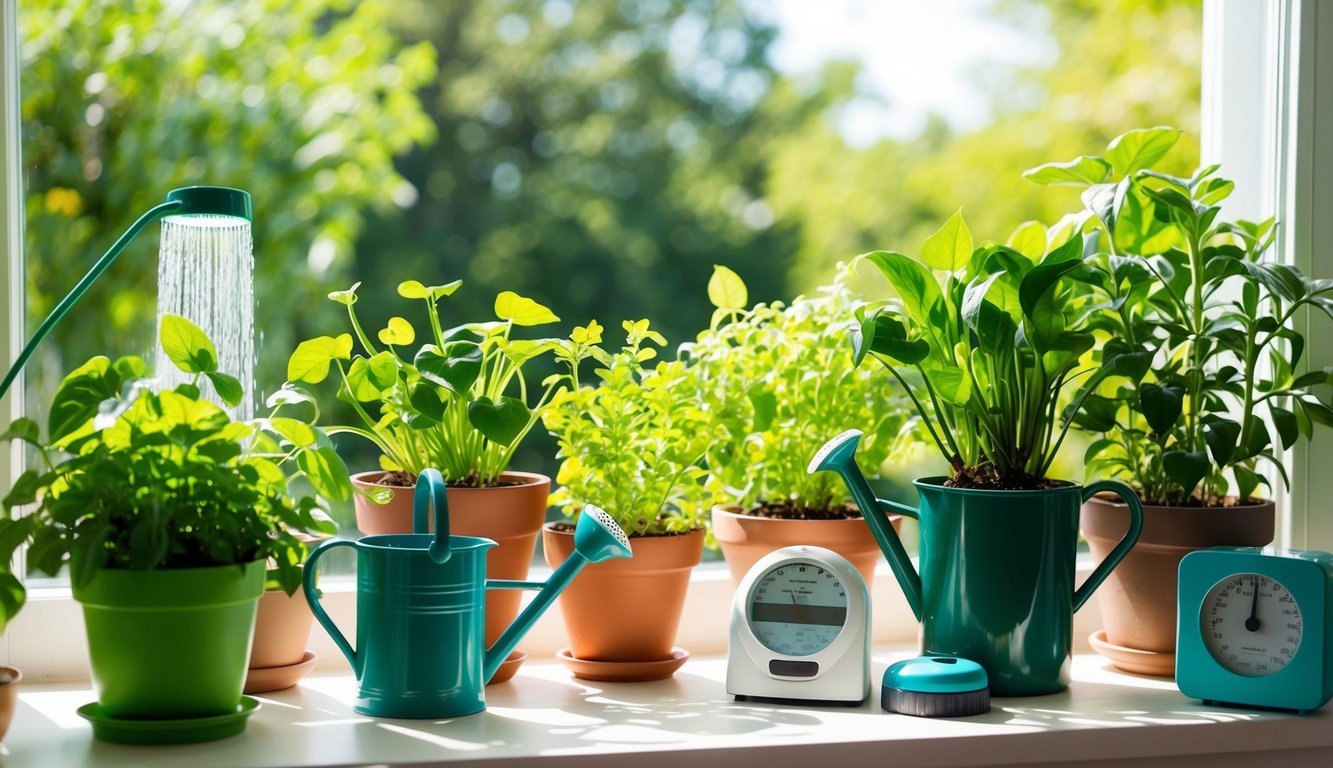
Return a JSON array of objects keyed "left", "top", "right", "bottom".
[{"left": 1244, "top": 576, "right": 1261, "bottom": 633}]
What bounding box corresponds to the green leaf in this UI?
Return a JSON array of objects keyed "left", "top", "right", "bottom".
[
  {"left": 1202, "top": 418, "right": 1241, "bottom": 467},
  {"left": 1006, "top": 221, "right": 1047, "bottom": 261},
  {"left": 377, "top": 316, "right": 416, "bottom": 346},
  {"left": 1271, "top": 406, "right": 1299, "bottom": 450},
  {"left": 159, "top": 314, "right": 218, "bottom": 374},
  {"left": 0, "top": 417, "right": 40, "bottom": 445},
  {"left": 929, "top": 366, "right": 971, "bottom": 405},
  {"left": 861, "top": 251, "right": 943, "bottom": 328},
  {"left": 327, "top": 281, "right": 360, "bottom": 306},
  {"left": 407, "top": 382, "right": 446, "bottom": 423},
  {"left": 48, "top": 356, "right": 120, "bottom": 442},
  {"left": 415, "top": 341, "right": 483, "bottom": 394},
  {"left": 920, "top": 209, "right": 973, "bottom": 272},
  {"left": 203, "top": 371, "right": 244, "bottom": 408},
  {"left": 854, "top": 312, "right": 929, "bottom": 366},
  {"left": 1021, "top": 155, "right": 1111, "bottom": 186},
  {"left": 269, "top": 416, "right": 317, "bottom": 448},
  {"left": 494, "top": 291, "right": 560, "bottom": 326},
  {"left": 1139, "top": 383, "right": 1184, "bottom": 434},
  {"left": 707, "top": 264, "right": 748, "bottom": 310},
  {"left": 1233, "top": 465, "right": 1266, "bottom": 503},
  {"left": 344, "top": 353, "right": 398, "bottom": 401},
  {"left": 2, "top": 469, "right": 43, "bottom": 509},
  {"left": 297, "top": 445, "right": 353, "bottom": 502},
  {"left": 1162, "top": 450, "right": 1209, "bottom": 498},
  {"left": 0, "top": 571, "right": 24, "bottom": 624},
  {"left": 468, "top": 396, "right": 531, "bottom": 446},
  {"left": 266, "top": 384, "right": 316, "bottom": 409},
  {"left": 287, "top": 334, "right": 354, "bottom": 384},
  {"left": 747, "top": 385, "right": 777, "bottom": 432},
  {"left": 1106, "top": 126, "right": 1182, "bottom": 177},
  {"left": 398, "top": 279, "right": 462, "bottom": 300}
]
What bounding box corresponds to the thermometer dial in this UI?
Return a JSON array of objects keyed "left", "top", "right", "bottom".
[
  {"left": 748, "top": 562, "right": 847, "bottom": 656},
  {"left": 1200, "top": 573, "right": 1303, "bottom": 678}
]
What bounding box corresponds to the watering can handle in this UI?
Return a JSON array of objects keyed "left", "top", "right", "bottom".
[
  {"left": 414, "top": 468, "right": 450, "bottom": 564},
  {"left": 1073, "top": 480, "right": 1144, "bottom": 613},
  {"left": 878, "top": 497, "right": 919, "bottom": 520},
  {"left": 304, "top": 538, "right": 362, "bottom": 676}
]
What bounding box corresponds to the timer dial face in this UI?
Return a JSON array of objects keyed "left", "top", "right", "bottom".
[
  {"left": 748, "top": 561, "right": 847, "bottom": 656},
  {"left": 1200, "top": 573, "right": 1304, "bottom": 678}
]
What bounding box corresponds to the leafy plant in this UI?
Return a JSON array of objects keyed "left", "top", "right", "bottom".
[
  {"left": 285, "top": 279, "right": 602, "bottom": 487},
  {"left": 0, "top": 315, "right": 345, "bottom": 604},
  {"left": 1027, "top": 126, "right": 1333, "bottom": 504},
  {"left": 685, "top": 264, "right": 908, "bottom": 516},
  {"left": 853, "top": 209, "right": 1110, "bottom": 488},
  {"left": 544, "top": 320, "right": 717, "bottom": 536}
]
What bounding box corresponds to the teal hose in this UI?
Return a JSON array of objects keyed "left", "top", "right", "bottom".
[{"left": 0, "top": 200, "right": 183, "bottom": 402}]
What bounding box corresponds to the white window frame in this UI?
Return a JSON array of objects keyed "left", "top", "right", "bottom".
[{"left": 2, "top": 0, "right": 1331, "bottom": 676}]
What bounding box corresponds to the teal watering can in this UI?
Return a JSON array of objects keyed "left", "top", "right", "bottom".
[
  {"left": 810, "top": 430, "right": 1143, "bottom": 696},
  {"left": 304, "top": 469, "right": 633, "bottom": 718}
]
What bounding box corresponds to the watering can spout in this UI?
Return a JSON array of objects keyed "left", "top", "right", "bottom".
[
  {"left": 809, "top": 430, "right": 923, "bottom": 620},
  {"left": 483, "top": 505, "right": 632, "bottom": 681}
]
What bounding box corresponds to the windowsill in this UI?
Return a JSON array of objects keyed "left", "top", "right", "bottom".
[{"left": 6, "top": 650, "right": 1332, "bottom": 768}]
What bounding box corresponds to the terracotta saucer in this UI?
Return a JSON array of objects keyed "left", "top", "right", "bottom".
[
  {"left": 244, "top": 649, "right": 317, "bottom": 694},
  {"left": 487, "top": 650, "right": 528, "bottom": 685},
  {"left": 77, "top": 696, "right": 260, "bottom": 745},
  {"left": 556, "top": 647, "right": 689, "bottom": 682},
  {"left": 1089, "top": 630, "right": 1176, "bottom": 677}
]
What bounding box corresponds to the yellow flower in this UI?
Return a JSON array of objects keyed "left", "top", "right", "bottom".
[
  {"left": 571, "top": 319, "right": 603, "bottom": 345},
  {"left": 44, "top": 187, "right": 82, "bottom": 217}
]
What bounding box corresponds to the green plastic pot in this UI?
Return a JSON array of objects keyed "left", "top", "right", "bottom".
[{"left": 72, "top": 561, "right": 265, "bottom": 719}]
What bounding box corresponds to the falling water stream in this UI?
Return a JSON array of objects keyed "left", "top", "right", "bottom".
[{"left": 155, "top": 215, "right": 256, "bottom": 420}]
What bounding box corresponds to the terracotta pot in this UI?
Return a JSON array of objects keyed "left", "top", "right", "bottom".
[
  {"left": 1082, "top": 496, "right": 1275, "bottom": 671},
  {"left": 352, "top": 469, "right": 550, "bottom": 684},
  {"left": 249, "top": 584, "right": 314, "bottom": 669},
  {"left": 711, "top": 504, "right": 901, "bottom": 588},
  {"left": 0, "top": 666, "right": 19, "bottom": 741},
  {"left": 544, "top": 523, "right": 703, "bottom": 665},
  {"left": 352, "top": 471, "right": 416, "bottom": 534}
]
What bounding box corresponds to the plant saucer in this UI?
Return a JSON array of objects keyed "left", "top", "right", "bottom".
[
  {"left": 77, "top": 696, "right": 260, "bottom": 745},
  {"left": 1088, "top": 630, "right": 1176, "bottom": 677},
  {"left": 487, "top": 650, "right": 528, "bottom": 685},
  {"left": 556, "top": 647, "right": 689, "bottom": 682},
  {"left": 245, "top": 649, "right": 318, "bottom": 694}
]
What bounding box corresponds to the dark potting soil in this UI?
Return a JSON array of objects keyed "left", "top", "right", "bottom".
[
  {"left": 942, "top": 466, "right": 1064, "bottom": 491},
  {"left": 373, "top": 471, "right": 526, "bottom": 489},
  {"left": 741, "top": 501, "right": 863, "bottom": 521},
  {"left": 547, "top": 521, "right": 700, "bottom": 537},
  {"left": 377, "top": 471, "right": 416, "bottom": 487}
]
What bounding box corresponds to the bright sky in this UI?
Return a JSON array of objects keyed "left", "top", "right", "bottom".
[{"left": 763, "top": 0, "right": 1054, "bottom": 146}]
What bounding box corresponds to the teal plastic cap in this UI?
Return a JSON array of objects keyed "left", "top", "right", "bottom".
[
  {"left": 165, "top": 186, "right": 252, "bottom": 222},
  {"left": 882, "top": 655, "right": 990, "bottom": 717}
]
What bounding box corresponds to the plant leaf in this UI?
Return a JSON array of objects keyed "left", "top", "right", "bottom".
[
  {"left": 327, "top": 281, "right": 360, "bottom": 306},
  {"left": 1106, "top": 126, "right": 1182, "bottom": 177},
  {"left": 468, "top": 396, "right": 530, "bottom": 446},
  {"left": 296, "top": 445, "right": 353, "bottom": 502},
  {"left": 48, "top": 356, "right": 120, "bottom": 442},
  {"left": 1139, "top": 383, "right": 1184, "bottom": 435},
  {"left": 398, "top": 279, "right": 462, "bottom": 300},
  {"left": 1202, "top": 418, "right": 1241, "bottom": 467},
  {"left": 287, "top": 334, "right": 353, "bottom": 384},
  {"left": 860, "top": 250, "right": 943, "bottom": 328},
  {"left": 203, "top": 371, "right": 244, "bottom": 408},
  {"left": 1006, "top": 221, "right": 1047, "bottom": 261},
  {"left": 854, "top": 312, "right": 929, "bottom": 366},
  {"left": 1022, "top": 155, "right": 1111, "bottom": 186},
  {"left": 920, "top": 209, "right": 973, "bottom": 272},
  {"left": 159, "top": 314, "right": 218, "bottom": 374},
  {"left": 269, "top": 416, "right": 317, "bottom": 448},
  {"left": 1162, "top": 450, "right": 1209, "bottom": 498},
  {"left": 415, "top": 341, "right": 483, "bottom": 394},
  {"left": 377, "top": 316, "right": 416, "bottom": 346},
  {"left": 707, "top": 264, "right": 748, "bottom": 310},
  {"left": 494, "top": 291, "right": 559, "bottom": 326},
  {"left": 0, "top": 417, "right": 40, "bottom": 445}
]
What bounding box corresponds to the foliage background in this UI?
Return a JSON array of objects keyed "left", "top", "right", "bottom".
[{"left": 18, "top": 0, "right": 1203, "bottom": 524}]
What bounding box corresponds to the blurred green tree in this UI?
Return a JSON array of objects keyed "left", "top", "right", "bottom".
[{"left": 20, "top": 0, "right": 436, "bottom": 408}]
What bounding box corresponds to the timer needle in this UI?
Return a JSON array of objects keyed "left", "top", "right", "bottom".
[{"left": 1245, "top": 576, "right": 1262, "bottom": 633}]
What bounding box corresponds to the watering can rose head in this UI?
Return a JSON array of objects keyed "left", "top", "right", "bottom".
[
  {"left": 1022, "top": 126, "right": 1333, "bottom": 506},
  {"left": 282, "top": 280, "right": 608, "bottom": 489},
  {"left": 0, "top": 315, "right": 344, "bottom": 598},
  {"left": 851, "top": 208, "right": 1111, "bottom": 490},
  {"left": 543, "top": 319, "right": 720, "bottom": 537}
]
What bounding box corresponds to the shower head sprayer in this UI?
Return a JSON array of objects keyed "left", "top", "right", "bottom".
[{"left": 164, "top": 186, "right": 252, "bottom": 223}]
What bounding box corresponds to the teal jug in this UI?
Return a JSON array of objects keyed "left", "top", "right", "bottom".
[
  {"left": 305, "top": 469, "right": 633, "bottom": 718},
  {"left": 810, "top": 430, "right": 1143, "bottom": 696}
]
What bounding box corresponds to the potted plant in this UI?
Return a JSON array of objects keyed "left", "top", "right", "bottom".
[
  {"left": 844, "top": 208, "right": 1144, "bottom": 696},
  {"left": 685, "top": 264, "right": 908, "bottom": 586},
  {"left": 0, "top": 316, "right": 343, "bottom": 740},
  {"left": 244, "top": 533, "right": 329, "bottom": 694},
  {"left": 1025, "top": 127, "right": 1333, "bottom": 675},
  {"left": 286, "top": 279, "right": 593, "bottom": 681},
  {"left": 0, "top": 573, "right": 22, "bottom": 740},
  {"left": 542, "top": 320, "right": 718, "bottom": 681}
]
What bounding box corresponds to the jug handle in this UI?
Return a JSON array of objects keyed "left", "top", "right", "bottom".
[
  {"left": 1073, "top": 480, "right": 1144, "bottom": 613},
  {"left": 878, "top": 498, "right": 919, "bottom": 520},
  {"left": 414, "top": 468, "right": 450, "bottom": 564},
  {"left": 304, "top": 538, "right": 362, "bottom": 676}
]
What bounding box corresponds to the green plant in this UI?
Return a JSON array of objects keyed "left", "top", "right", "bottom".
[
  {"left": 545, "top": 320, "right": 717, "bottom": 535},
  {"left": 1026, "top": 126, "right": 1333, "bottom": 505},
  {"left": 853, "top": 208, "right": 1111, "bottom": 489},
  {"left": 0, "top": 315, "right": 345, "bottom": 598},
  {"left": 685, "top": 264, "right": 908, "bottom": 515},
  {"left": 285, "top": 280, "right": 599, "bottom": 487}
]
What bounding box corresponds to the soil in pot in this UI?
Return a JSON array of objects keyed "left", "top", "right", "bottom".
[
  {"left": 1082, "top": 496, "right": 1275, "bottom": 674},
  {"left": 0, "top": 666, "right": 19, "bottom": 741},
  {"left": 711, "top": 503, "right": 901, "bottom": 587},
  {"left": 543, "top": 523, "right": 703, "bottom": 675}
]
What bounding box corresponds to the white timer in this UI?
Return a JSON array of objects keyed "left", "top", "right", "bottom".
[{"left": 727, "top": 545, "right": 870, "bottom": 705}]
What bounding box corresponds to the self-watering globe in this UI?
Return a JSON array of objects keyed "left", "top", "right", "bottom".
[
  {"left": 810, "top": 429, "right": 1143, "bottom": 697},
  {"left": 0, "top": 186, "right": 254, "bottom": 412},
  {"left": 304, "top": 468, "right": 633, "bottom": 718}
]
